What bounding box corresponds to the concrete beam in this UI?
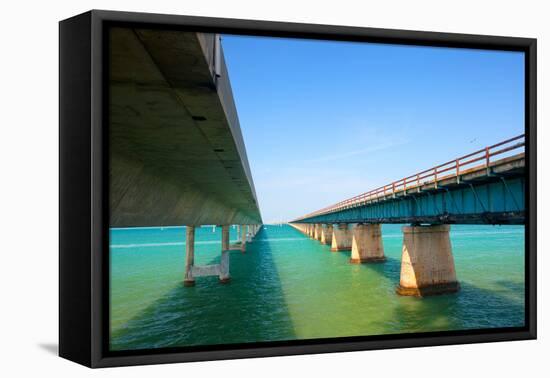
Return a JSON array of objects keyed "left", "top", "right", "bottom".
[{"left": 109, "top": 27, "right": 262, "bottom": 227}]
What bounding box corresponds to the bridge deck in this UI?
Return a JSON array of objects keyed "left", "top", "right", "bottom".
[
  {"left": 293, "top": 136, "right": 525, "bottom": 225},
  {"left": 109, "top": 28, "right": 262, "bottom": 227}
]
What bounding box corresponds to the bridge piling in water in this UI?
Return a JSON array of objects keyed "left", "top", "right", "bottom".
[
  {"left": 331, "top": 223, "right": 352, "bottom": 252},
  {"left": 219, "top": 225, "right": 231, "bottom": 284},
  {"left": 221, "top": 225, "right": 230, "bottom": 252},
  {"left": 290, "top": 136, "right": 525, "bottom": 297},
  {"left": 240, "top": 225, "right": 247, "bottom": 253},
  {"left": 396, "top": 224, "right": 459, "bottom": 296},
  {"left": 183, "top": 225, "right": 196, "bottom": 287},
  {"left": 184, "top": 224, "right": 235, "bottom": 287},
  {"left": 246, "top": 225, "right": 252, "bottom": 242},
  {"left": 350, "top": 223, "right": 386, "bottom": 263},
  {"left": 321, "top": 224, "right": 333, "bottom": 245},
  {"left": 314, "top": 224, "right": 323, "bottom": 241}
]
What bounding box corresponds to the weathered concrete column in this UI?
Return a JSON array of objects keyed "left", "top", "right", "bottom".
[
  {"left": 221, "top": 225, "right": 230, "bottom": 251},
  {"left": 350, "top": 223, "right": 385, "bottom": 263},
  {"left": 314, "top": 224, "right": 322, "bottom": 241},
  {"left": 396, "top": 224, "right": 459, "bottom": 296},
  {"left": 246, "top": 225, "right": 251, "bottom": 242},
  {"left": 330, "top": 223, "right": 352, "bottom": 252},
  {"left": 240, "top": 224, "right": 247, "bottom": 253},
  {"left": 219, "top": 225, "right": 231, "bottom": 284},
  {"left": 321, "top": 224, "right": 333, "bottom": 245},
  {"left": 183, "top": 225, "right": 196, "bottom": 287}
]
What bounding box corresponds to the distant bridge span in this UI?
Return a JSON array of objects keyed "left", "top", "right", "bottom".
[
  {"left": 293, "top": 135, "right": 525, "bottom": 225},
  {"left": 290, "top": 135, "right": 526, "bottom": 297}
]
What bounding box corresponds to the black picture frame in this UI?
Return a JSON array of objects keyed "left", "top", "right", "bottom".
[{"left": 59, "top": 9, "right": 537, "bottom": 368}]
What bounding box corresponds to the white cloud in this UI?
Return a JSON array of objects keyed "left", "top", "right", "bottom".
[{"left": 303, "top": 138, "right": 409, "bottom": 164}]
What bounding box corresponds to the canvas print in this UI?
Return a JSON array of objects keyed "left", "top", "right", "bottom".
[{"left": 108, "top": 26, "right": 526, "bottom": 352}]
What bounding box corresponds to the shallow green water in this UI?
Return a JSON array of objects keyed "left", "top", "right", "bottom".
[{"left": 109, "top": 224, "right": 525, "bottom": 351}]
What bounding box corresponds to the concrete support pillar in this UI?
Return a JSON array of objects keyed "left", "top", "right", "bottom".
[
  {"left": 240, "top": 224, "right": 247, "bottom": 253},
  {"left": 330, "top": 223, "right": 352, "bottom": 252},
  {"left": 396, "top": 224, "right": 459, "bottom": 296},
  {"left": 350, "top": 223, "right": 385, "bottom": 263},
  {"left": 314, "top": 224, "right": 322, "bottom": 241},
  {"left": 184, "top": 225, "right": 196, "bottom": 287},
  {"left": 219, "top": 225, "right": 231, "bottom": 284},
  {"left": 221, "top": 225, "right": 230, "bottom": 251},
  {"left": 321, "top": 224, "right": 333, "bottom": 245}
]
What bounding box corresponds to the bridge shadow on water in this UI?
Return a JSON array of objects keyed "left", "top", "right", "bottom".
[
  {"left": 366, "top": 256, "right": 526, "bottom": 334},
  {"left": 387, "top": 280, "right": 525, "bottom": 335},
  {"left": 110, "top": 227, "right": 296, "bottom": 351},
  {"left": 320, "top": 248, "right": 525, "bottom": 336},
  {"left": 111, "top": 227, "right": 525, "bottom": 350}
]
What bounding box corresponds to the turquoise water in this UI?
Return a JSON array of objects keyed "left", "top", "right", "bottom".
[{"left": 109, "top": 224, "right": 525, "bottom": 351}]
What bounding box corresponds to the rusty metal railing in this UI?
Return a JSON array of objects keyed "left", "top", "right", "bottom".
[{"left": 293, "top": 134, "right": 525, "bottom": 222}]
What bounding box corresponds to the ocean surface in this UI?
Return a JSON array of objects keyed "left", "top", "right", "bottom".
[{"left": 109, "top": 224, "right": 525, "bottom": 351}]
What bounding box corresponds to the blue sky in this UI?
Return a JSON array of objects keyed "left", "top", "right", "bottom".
[{"left": 222, "top": 35, "right": 525, "bottom": 223}]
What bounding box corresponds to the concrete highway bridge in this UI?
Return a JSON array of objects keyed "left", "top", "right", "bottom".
[
  {"left": 290, "top": 135, "right": 525, "bottom": 297},
  {"left": 109, "top": 27, "right": 262, "bottom": 286},
  {"left": 110, "top": 26, "right": 525, "bottom": 295}
]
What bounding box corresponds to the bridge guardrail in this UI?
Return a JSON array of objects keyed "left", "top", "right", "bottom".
[{"left": 294, "top": 134, "right": 525, "bottom": 221}]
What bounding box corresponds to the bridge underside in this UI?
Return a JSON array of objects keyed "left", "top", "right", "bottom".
[
  {"left": 109, "top": 27, "right": 262, "bottom": 227},
  {"left": 296, "top": 156, "right": 525, "bottom": 225}
]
